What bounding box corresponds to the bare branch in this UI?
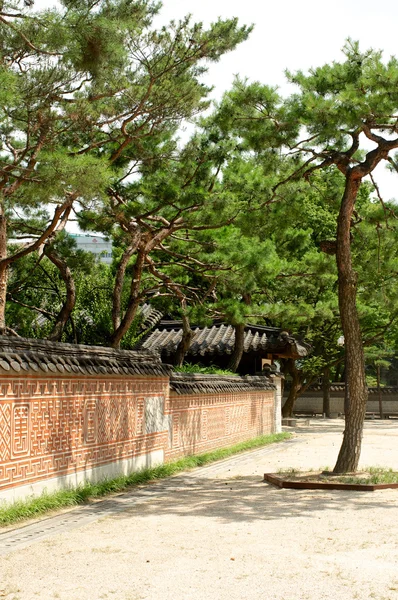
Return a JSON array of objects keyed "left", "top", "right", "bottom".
[
  {"left": 0, "top": 15, "right": 61, "bottom": 56},
  {"left": 369, "top": 172, "right": 398, "bottom": 224},
  {"left": 2, "top": 197, "right": 75, "bottom": 266}
]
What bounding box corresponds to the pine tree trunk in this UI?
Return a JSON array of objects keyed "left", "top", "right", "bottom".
[
  {"left": 333, "top": 175, "right": 368, "bottom": 474},
  {"left": 112, "top": 243, "right": 137, "bottom": 331},
  {"left": 174, "top": 313, "right": 193, "bottom": 367},
  {"left": 45, "top": 247, "right": 76, "bottom": 342},
  {"left": 0, "top": 208, "right": 8, "bottom": 335},
  {"left": 227, "top": 324, "right": 245, "bottom": 372},
  {"left": 110, "top": 249, "right": 145, "bottom": 348},
  {"left": 281, "top": 359, "right": 300, "bottom": 417},
  {"left": 322, "top": 366, "right": 331, "bottom": 418}
]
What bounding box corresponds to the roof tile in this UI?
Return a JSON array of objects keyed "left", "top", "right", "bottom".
[
  {"left": 0, "top": 336, "right": 172, "bottom": 377},
  {"left": 170, "top": 373, "right": 275, "bottom": 395},
  {"left": 139, "top": 323, "right": 308, "bottom": 359}
]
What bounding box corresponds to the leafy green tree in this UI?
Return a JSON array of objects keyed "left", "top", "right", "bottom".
[
  {"left": 284, "top": 42, "right": 398, "bottom": 472},
  {"left": 79, "top": 130, "right": 243, "bottom": 347},
  {"left": 7, "top": 235, "right": 95, "bottom": 341},
  {"left": 213, "top": 40, "right": 398, "bottom": 473},
  {"left": 0, "top": 0, "right": 250, "bottom": 337}
]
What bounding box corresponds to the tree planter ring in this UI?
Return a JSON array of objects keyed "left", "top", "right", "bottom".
[{"left": 263, "top": 473, "right": 398, "bottom": 492}]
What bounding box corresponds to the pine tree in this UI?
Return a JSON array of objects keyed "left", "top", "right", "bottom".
[
  {"left": 0, "top": 0, "right": 251, "bottom": 335},
  {"left": 213, "top": 41, "right": 398, "bottom": 472}
]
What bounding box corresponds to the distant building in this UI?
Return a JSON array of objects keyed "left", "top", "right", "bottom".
[
  {"left": 8, "top": 232, "right": 113, "bottom": 264},
  {"left": 69, "top": 234, "right": 113, "bottom": 264}
]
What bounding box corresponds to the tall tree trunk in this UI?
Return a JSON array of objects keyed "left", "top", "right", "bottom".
[
  {"left": 377, "top": 364, "right": 383, "bottom": 420},
  {"left": 110, "top": 249, "right": 145, "bottom": 348},
  {"left": 0, "top": 207, "right": 7, "bottom": 335},
  {"left": 174, "top": 312, "right": 193, "bottom": 367},
  {"left": 282, "top": 358, "right": 301, "bottom": 417},
  {"left": 333, "top": 175, "right": 368, "bottom": 473},
  {"left": 227, "top": 323, "right": 245, "bottom": 372},
  {"left": 335, "top": 362, "right": 342, "bottom": 383},
  {"left": 112, "top": 242, "right": 137, "bottom": 331},
  {"left": 44, "top": 247, "right": 76, "bottom": 342},
  {"left": 322, "top": 366, "right": 331, "bottom": 418}
]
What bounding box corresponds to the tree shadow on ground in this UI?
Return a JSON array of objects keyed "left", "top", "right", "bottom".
[
  {"left": 75, "top": 420, "right": 398, "bottom": 526},
  {"left": 288, "top": 419, "right": 398, "bottom": 436},
  {"left": 87, "top": 470, "right": 398, "bottom": 526}
]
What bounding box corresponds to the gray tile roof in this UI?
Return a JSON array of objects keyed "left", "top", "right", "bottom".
[
  {"left": 170, "top": 372, "right": 275, "bottom": 395},
  {"left": 139, "top": 323, "right": 308, "bottom": 359},
  {"left": 139, "top": 303, "right": 163, "bottom": 331},
  {"left": 308, "top": 383, "right": 398, "bottom": 395},
  {"left": 0, "top": 336, "right": 171, "bottom": 377}
]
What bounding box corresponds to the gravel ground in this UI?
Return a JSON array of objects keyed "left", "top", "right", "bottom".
[{"left": 1, "top": 419, "right": 398, "bottom": 600}]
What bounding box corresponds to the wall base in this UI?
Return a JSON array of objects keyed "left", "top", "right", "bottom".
[{"left": 0, "top": 450, "right": 164, "bottom": 505}]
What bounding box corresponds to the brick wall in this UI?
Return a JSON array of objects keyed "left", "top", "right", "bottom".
[
  {"left": 0, "top": 374, "right": 170, "bottom": 502},
  {"left": 0, "top": 339, "right": 277, "bottom": 503},
  {"left": 166, "top": 389, "right": 275, "bottom": 460}
]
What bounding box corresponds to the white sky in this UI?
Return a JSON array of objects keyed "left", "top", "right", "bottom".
[
  {"left": 155, "top": 0, "right": 398, "bottom": 98},
  {"left": 153, "top": 0, "right": 398, "bottom": 202}
]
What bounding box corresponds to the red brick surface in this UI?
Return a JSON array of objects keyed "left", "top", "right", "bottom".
[
  {"left": 0, "top": 375, "right": 168, "bottom": 493},
  {"left": 165, "top": 391, "right": 274, "bottom": 460},
  {"left": 0, "top": 374, "right": 274, "bottom": 496}
]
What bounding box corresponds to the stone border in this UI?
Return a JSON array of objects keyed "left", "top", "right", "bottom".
[
  {"left": 170, "top": 373, "right": 275, "bottom": 395},
  {"left": 263, "top": 473, "right": 398, "bottom": 491}
]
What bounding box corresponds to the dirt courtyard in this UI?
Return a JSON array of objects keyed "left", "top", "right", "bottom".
[{"left": 1, "top": 419, "right": 398, "bottom": 600}]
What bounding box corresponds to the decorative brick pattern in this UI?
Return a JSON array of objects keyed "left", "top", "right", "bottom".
[
  {"left": 12, "top": 404, "right": 30, "bottom": 457},
  {"left": 172, "top": 414, "right": 180, "bottom": 448},
  {"left": 0, "top": 375, "right": 168, "bottom": 493},
  {"left": 84, "top": 399, "right": 97, "bottom": 444},
  {"left": 165, "top": 390, "right": 274, "bottom": 460},
  {"left": 136, "top": 398, "right": 144, "bottom": 434},
  {"left": 201, "top": 411, "right": 208, "bottom": 441},
  {"left": 0, "top": 371, "right": 275, "bottom": 498},
  {"left": 0, "top": 403, "right": 11, "bottom": 462}
]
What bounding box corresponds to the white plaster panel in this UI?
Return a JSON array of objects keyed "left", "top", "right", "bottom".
[
  {"left": 271, "top": 376, "right": 282, "bottom": 433},
  {"left": 0, "top": 449, "right": 164, "bottom": 504},
  {"left": 144, "top": 396, "right": 167, "bottom": 434}
]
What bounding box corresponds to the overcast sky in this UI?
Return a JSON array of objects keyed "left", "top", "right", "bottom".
[{"left": 155, "top": 0, "right": 398, "bottom": 99}]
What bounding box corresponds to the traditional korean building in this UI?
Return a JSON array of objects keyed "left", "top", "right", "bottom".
[{"left": 136, "top": 321, "right": 309, "bottom": 375}]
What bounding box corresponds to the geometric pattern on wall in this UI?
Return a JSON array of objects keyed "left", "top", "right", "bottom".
[
  {"left": 177, "top": 409, "right": 201, "bottom": 449},
  {"left": 201, "top": 410, "right": 208, "bottom": 441},
  {"left": 225, "top": 406, "right": 230, "bottom": 436},
  {"left": 97, "top": 396, "right": 136, "bottom": 444},
  {"left": 228, "top": 403, "right": 249, "bottom": 435},
  {"left": 84, "top": 399, "right": 98, "bottom": 444},
  {"left": 172, "top": 414, "right": 180, "bottom": 448},
  {"left": 0, "top": 373, "right": 274, "bottom": 494},
  {"left": 0, "top": 404, "right": 11, "bottom": 461},
  {"left": 12, "top": 403, "right": 30, "bottom": 457},
  {"left": 166, "top": 390, "right": 274, "bottom": 461},
  {"left": 0, "top": 376, "right": 166, "bottom": 493}
]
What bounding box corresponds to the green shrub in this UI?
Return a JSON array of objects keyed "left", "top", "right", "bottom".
[{"left": 174, "top": 363, "right": 238, "bottom": 376}]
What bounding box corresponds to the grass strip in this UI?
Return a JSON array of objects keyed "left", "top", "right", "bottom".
[
  {"left": 0, "top": 432, "right": 291, "bottom": 527},
  {"left": 276, "top": 466, "right": 398, "bottom": 485},
  {"left": 336, "top": 467, "right": 398, "bottom": 485}
]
